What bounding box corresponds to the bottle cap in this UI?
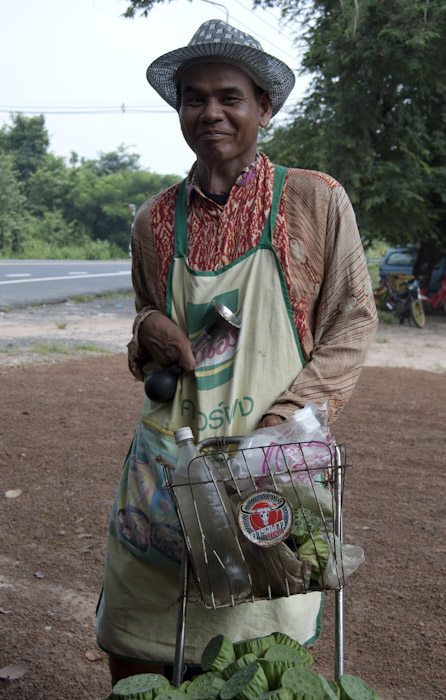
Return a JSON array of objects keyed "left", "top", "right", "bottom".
[{"left": 174, "top": 427, "right": 194, "bottom": 443}]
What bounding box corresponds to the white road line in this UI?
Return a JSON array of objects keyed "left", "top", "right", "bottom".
[
  {"left": 0, "top": 271, "right": 131, "bottom": 285},
  {"left": 6, "top": 273, "right": 32, "bottom": 277},
  {"left": 68, "top": 271, "right": 88, "bottom": 275}
]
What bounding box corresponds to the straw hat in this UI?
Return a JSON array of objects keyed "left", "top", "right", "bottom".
[{"left": 146, "top": 19, "right": 296, "bottom": 116}]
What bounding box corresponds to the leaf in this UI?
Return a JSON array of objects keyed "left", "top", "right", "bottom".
[
  {"left": 79, "top": 543, "right": 93, "bottom": 553},
  {"left": 5, "top": 489, "right": 22, "bottom": 499},
  {"left": 0, "top": 663, "right": 27, "bottom": 680},
  {"left": 85, "top": 649, "right": 102, "bottom": 662}
]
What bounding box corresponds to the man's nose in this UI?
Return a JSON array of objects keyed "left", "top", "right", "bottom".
[{"left": 201, "top": 97, "right": 223, "bottom": 121}]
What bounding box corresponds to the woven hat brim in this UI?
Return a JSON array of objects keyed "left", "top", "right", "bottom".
[{"left": 147, "top": 43, "right": 295, "bottom": 117}]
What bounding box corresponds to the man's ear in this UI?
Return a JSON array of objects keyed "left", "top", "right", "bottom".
[{"left": 259, "top": 92, "right": 273, "bottom": 128}]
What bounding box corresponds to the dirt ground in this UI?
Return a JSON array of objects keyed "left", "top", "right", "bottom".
[{"left": 1, "top": 296, "right": 445, "bottom": 700}]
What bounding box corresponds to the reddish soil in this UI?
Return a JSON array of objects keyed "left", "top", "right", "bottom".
[{"left": 1, "top": 299, "right": 445, "bottom": 699}]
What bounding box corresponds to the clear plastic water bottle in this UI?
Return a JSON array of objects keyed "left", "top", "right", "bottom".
[{"left": 173, "top": 427, "right": 251, "bottom": 606}]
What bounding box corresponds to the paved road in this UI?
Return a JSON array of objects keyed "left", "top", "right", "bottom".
[{"left": 0, "top": 260, "right": 132, "bottom": 309}]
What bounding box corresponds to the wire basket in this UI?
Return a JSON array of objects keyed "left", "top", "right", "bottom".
[{"left": 165, "top": 439, "right": 350, "bottom": 610}]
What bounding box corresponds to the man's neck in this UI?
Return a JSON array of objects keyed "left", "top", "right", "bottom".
[{"left": 196, "top": 153, "right": 257, "bottom": 195}]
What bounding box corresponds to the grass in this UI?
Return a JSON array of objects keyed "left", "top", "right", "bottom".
[
  {"left": 69, "top": 290, "right": 134, "bottom": 304},
  {"left": 367, "top": 262, "right": 380, "bottom": 289},
  {"left": 99, "top": 290, "right": 134, "bottom": 299},
  {"left": 375, "top": 337, "right": 389, "bottom": 344},
  {"left": 72, "top": 344, "right": 110, "bottom": 353},
  {"left": 29, "top": 342, "right": 109, "bottom": 355},
  {"left": 0, "top": 347, "right": 22, "bottom": 355},
  {"left": 433, "top": 362, "right": 446, "bottom": 373},
  {"left": 377, "top": 310, "right": 396, "bottom": 325},
  {"left": 55, "top": 321, "right": 68, "bottom": 329},
  {"left": 30, "top": 343, "right": 70, "bottom": 355},
  {"left": 70, "top": 294, "right": 96, "bottom": 303}
]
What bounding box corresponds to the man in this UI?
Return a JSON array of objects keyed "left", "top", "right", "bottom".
[{"left": 95, "top": 19, "right": 378, "bottom": 687}]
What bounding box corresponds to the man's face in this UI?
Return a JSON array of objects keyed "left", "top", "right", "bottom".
[{"left": 177, "top": 63, "right": 272, "bottom": 171}]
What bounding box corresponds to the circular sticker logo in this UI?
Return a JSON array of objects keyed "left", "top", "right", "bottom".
[{"left": 238, "top": 490, "right": 294, "bottom": 547}]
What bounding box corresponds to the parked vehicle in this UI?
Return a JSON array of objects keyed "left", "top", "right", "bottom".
[
  {"left": 378, "top": 247, "right": 417, "bottom": 285},
  {"left": 379, "top": 247, "right": 446, "bottom": 296},
  {"left": 420, "top": 276, "right": 446, "bottom": 314},
  {"left": 373, "top": 274, "right": 425, "bottom": 328}
]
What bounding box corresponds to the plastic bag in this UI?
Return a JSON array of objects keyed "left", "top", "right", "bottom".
[
  {"left": 229, "top": 402, "right": 334, "bottom": 490},
  {"left": 319, "top": 533, "right": 365, "bottom": 589}
]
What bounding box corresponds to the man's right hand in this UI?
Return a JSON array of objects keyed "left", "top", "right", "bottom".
[{"left": 138, "top": 312, "right": 196, "bottom": 372}]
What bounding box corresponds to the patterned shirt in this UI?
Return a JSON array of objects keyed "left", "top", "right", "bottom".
[{"left": 128, "top": 152, "right": 378, "bottom": 423}]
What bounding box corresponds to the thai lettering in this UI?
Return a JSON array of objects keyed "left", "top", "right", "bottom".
[
  {"left": 208, "top": 407, "right": 225, "bottom": 430},
  {"left": 181, "top": 396, "right": 255, "bottom": 432},
  {"left": 181, "top": 399, "right": 196, "bottom": 420},
  {"left": 239, "top": 396, "right": 254, "bottom": 416},
  {"left": 224, "top": 398, "right": 238, "bottom": 425},
  {"left": 195, "top": 328, "right": 239, "bottom": 365}
]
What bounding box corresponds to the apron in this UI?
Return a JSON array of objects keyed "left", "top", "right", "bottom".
[{"left": 95, "top": 165, "right": 323, "bottom": 663}]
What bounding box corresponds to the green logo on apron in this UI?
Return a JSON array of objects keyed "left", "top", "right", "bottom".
[{"left": 187, "top": 291, "right": 241, "bottom": 391}]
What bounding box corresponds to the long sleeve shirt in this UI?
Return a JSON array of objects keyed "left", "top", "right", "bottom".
[{"left": 127, "top": 153, "right": 378, "bottom": 423}]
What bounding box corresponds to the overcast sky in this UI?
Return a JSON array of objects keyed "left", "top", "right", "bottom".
[{"left": 1, "top": 0, "right": 310, "bottom": 176}]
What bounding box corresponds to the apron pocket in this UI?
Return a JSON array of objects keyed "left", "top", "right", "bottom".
[{"left": 108, "top": 421, "right": 182, "bottom": 572}]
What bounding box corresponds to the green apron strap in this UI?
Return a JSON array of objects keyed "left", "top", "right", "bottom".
[
  {"left": 259, "top": 164, "right": 288, "bottom": 246},
  {"left": 173, "top": 179, "right": 188, "bottom": 257}
]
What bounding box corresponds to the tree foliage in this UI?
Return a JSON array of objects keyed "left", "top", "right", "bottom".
[
  {"left": 257, "top": 0, "right": 446, "bottom": 254},
  {"left": 0, "top": 114, "right": 180, "bottom": 258},
  {"left": 120, "top": 0, "right": 167, "bottom": 18},
  {"left": 122, "top": 0, "right": 445, "bottom": 258}
]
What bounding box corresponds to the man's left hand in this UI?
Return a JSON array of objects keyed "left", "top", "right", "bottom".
[{"left": 257, "top": 414, "right": 285, "bottom": 429}]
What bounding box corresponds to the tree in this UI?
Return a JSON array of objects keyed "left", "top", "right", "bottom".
[
  {"left": 121, "top": 0, "right": 446, "bottom": 259},
  {"left": 81, "top": 144, "right": 141, "bottom": 176},
  {"left": 69, "top": 164, "right": 179, "bottom": 251},
  {"left": 121, "top": 0, "right": 165, "bottom": 17},
  {"left": 0, "top": 153, "right": 28, "bottom": 252},
  {"left": 257, "top": 0, "right": 446, "bottom": 255},
  {"left": 0, "top": 114, "right": 49, "bottom": 181},
  {"left": 0, "top": 110, "right": 181, "bottom": 258}
]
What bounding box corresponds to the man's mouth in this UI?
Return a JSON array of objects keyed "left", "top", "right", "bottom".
[{"left": 200, "top": 131, "right": 228, "bottom": 139}]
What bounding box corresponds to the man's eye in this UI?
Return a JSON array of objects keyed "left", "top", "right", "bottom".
[
  {"left": 185, "top": 96, "right": 202, "bottom": 105},
  {"left": 222, "top": 96, "right": 240, "bottom": 104}
]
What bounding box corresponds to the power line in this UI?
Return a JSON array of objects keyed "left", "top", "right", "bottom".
[
  {"left": 0, "top": 106, "right": 174, "bottom": 115},
  {"left": 231, "top": 0, "right": 297, "bottom": 47}
]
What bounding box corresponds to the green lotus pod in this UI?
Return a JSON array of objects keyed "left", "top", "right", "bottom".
[
  {"left": 219, "top": 662, "right": 269, "bottom": 700},
  {"left": 221, "top": 654, "right": 258, "bottom": 681},
  {"left": 156, "top": 689, "right": 188, "bottom": 699},
  {"left": 338, "top": 674, "right": 382, "bottom": 700},
  {"left": 110, "top": 673, "right": 170, "bottom": 700},
  {"left": 280, "top": 667, "right": 326, "bottom": 699},
  {"left": 317, "top": 674, "right": 340, "bottom": 700},
  {"left": 264, "top": 643, "right": 313, "bottom": 668},
  {"left": 185, "top": 672, "right": 225, "bottom": 699},
  {"left": 233, "top": 634, "right": 276, "bottom": 659},
  {"left": 201, "top": 634, "right": 236, "bottom": 673},
  {"left": 298, "top": 536, "right": 330, "bottom": 580},
  {"left": 251, "top": 689, "right": 293, "bottom": 700},
  {"left": 290, "top": 508, "right": 322, "bottom": 545}
]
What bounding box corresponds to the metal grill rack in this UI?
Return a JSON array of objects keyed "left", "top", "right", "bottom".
[{"left": 164, "top": 438, "right": 350, "bottom": 686}]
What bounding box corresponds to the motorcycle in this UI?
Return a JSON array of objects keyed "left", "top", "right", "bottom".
[
  {"left": 373, "top": 274, "right": 426, "bottom": 328},
  {"left": 420, "top": 276, "right": 446, "bottom": 314}
]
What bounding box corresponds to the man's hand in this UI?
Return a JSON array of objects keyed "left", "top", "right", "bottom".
[
  {"left": 139, "top": 312, "right": 196, "bottom": 371},
  {"left": 257, "top": 414, "right": 285, "bottom": 429}
]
